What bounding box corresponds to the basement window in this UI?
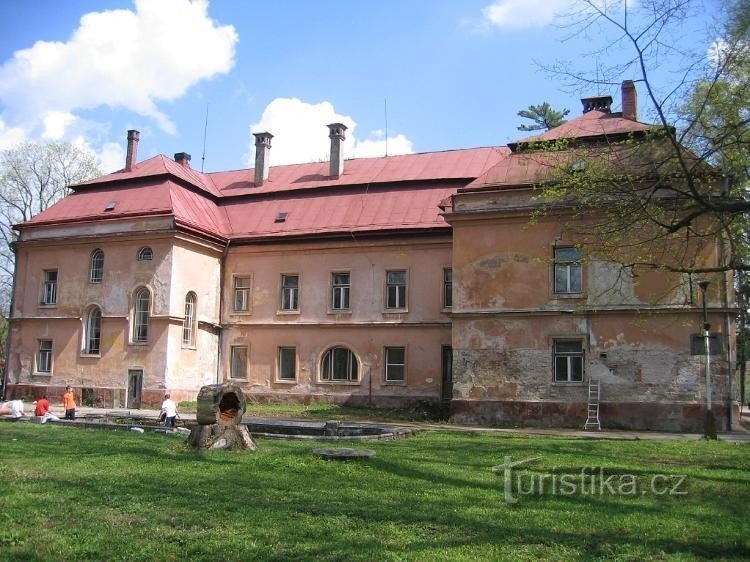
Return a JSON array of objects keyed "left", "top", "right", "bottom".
[{"left": 275, "top": 212, "right": 288, "bottom": 223}]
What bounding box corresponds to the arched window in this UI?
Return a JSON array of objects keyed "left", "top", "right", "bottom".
[
  {"left": 137, "top": 247, "right": 153, "bottom": 261},
  {"left": 320, "top": 346, "right": 358, "bottom": 382},
  {"left": 133, "top": 288, "right": 150, "bottom": 343},
  {"left": 85, "top": 306, "right": 102, "bottom": 354},
  {"left": 182, "top": 292, "right": 196, "bottom": 346},
  {"left": 89, "top": 249, "right": 104, "bottom": 283}
]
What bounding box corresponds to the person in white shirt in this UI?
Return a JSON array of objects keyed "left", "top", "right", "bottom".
[
  {"left": 160, "top": 393, "right": 177, "bottom": 427},
  {"left": 1, "top": 400, "right": 25, "bottom": 418}
]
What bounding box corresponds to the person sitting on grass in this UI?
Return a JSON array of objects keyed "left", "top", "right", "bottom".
[
  {"left": 161, "top": 393, "right": 177, "bottom": 428},
  {"left": 34, "top": 395, "right": 60, "bottom": 423},
  {"left": 0, "top": 400, "right": 26, "bottom": 418}
]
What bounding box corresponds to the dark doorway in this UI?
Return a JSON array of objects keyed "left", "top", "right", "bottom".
[
  {"left": 127, "top": 369, "right": 143, "bottom": 408},
  {"left": 441, "top": 346, "right": 453, "bottom": 402}
]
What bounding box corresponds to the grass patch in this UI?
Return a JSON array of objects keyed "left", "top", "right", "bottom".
[
  {"left": 178, "top": 400, "right": 448, "bottom": 423},
  {"left": 0, "top": 424, "right": 748, "bottom": 561}
]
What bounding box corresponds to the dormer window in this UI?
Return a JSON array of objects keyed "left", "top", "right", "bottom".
[
  {"left": 275, "top": 212, "right": 288, "bottom": 223},
  {"left": 137, "top": 247, "right": 153, "bottom": 261}
]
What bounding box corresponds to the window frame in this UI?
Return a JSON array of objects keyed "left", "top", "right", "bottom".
[
  {"left": 553, "top": 246, "right": 583, "bottom": 295},
  {"left": 137, "top": 247, "right": 153, "bottom": 261},
  {"left": 230, "top": 345, "right": 248, "bottom": 380},
  {"left": 132, "top": 287, "right": 151, "bottom": 344},
  {"left": 443, "top": 267, "right": 453, "bottom": 309},
  {"left": 182, "top": 292, "right": 196, "bottom": 347},
  {"left": 89, "top": 249, "right": 104, "bottom": 284},
  {"left": 320, "top": 346, "right": 359, "bottom": 383},
  {"left": 233, "top": 275, "right": 252, "bottom": 313},
  {"left": 36, "top": 339, "right": 53, "bottom": 374},
  {"left": 553, "top": 339, "right": 585, "bottom": 383},
  {"left": 279, "top": 274, "right": 299, "bottom": 312},
  {"left": 277, "top": 346, "right": 297, "bottom": 382},
  {"left": 330, "top": 272, "right": 351, "bottom": 312},
  {"left": 385, "top": 270, "right": 408, "bottom": 311},
  {"left": 84, "top": 306, "right": 102, "bottom": 355},
  {"left": 384, "top": 346, "right": 406, "bottom": 384},
  {"left": 40, "top": 269, "right": 58, "bottom": 305}
]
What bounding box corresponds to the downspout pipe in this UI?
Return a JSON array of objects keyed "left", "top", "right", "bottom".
[{"left": 216, "top": 239, "right": 230, "bottom": 384}]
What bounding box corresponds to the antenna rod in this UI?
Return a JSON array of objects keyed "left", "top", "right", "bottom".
[
  {"left": 201, "top": 103, "right": 209, "bottom": 172},
  {"left": 384, "top": 97, "right": 388, "bottom": 157}
]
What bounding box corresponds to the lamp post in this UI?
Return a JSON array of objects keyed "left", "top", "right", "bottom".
[{"left": 697, "top": 280, "right": 716, "bottom": 439}]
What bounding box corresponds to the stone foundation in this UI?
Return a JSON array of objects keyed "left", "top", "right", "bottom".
[{"left": 451, "top": 400, "right": 737, "bottom": 432}]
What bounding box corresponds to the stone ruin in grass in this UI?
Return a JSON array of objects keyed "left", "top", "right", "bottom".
[{"left": 187, "top": 383, "right": 256, "bottom": 451}]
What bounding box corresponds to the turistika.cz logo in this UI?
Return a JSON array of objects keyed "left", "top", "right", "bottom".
[{"left": 491, "top": 456, "right": 688, "bottom": 504}]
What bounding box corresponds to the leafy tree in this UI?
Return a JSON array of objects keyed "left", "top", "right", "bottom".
[
  {"left": 517, "top": 102, "right": 570, "bottom": 131},
  {"left": 0, "top": 142, "right": 99, "bottom": 386}
]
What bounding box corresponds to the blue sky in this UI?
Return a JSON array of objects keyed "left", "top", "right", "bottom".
[{"left": 0, "top": 0, "right": 721, "bottom": 174}]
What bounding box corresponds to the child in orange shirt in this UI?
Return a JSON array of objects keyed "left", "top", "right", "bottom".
[{"left": 63, "top": 386, "right": 76, "bottom": 420}]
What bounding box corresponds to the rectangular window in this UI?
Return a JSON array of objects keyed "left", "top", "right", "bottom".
[
  {"left": 384, "top": 346, "right": 406, "bottom": 383},
  {"left": 41, "top": 269, "right": 58, "bottom": 305},
  {"left": 554, "top": 340, "right": 584, "bottom": 382},
  {"left": 233, "top": 276, "right": 251, "bottom": 312},
  {"left": 37, "top": 339, "right": 53, "bottom": 373},
  {"left": 278, "top": 347, "right": 297, "bottom": 381},
  {"left": 385, "top": 270, "right": 407, "bottom": 310},
  {"left": 554, "top": 247, "right": 582, "bottom": 294},
  {"left": 230, "top": 346, "right": 248, "bottom": 380},
  {"left": 443, "top": 268, "right": 453, "bottom": 308},
  {"left": 280, "top": 275, "right": 299, "bottom": 311},
  {"left": 331, "top": 272, "right": 350, "bottom": 310}
]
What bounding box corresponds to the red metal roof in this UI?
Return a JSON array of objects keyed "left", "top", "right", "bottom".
[
  {"left": 22, "top": 147, "right": 505, "bottom": 241},
  {"left": 464, "top": 111, "right": 656, "bottom": 191}
]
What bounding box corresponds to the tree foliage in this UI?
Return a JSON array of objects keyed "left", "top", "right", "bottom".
[
  {"left": 517, "top": 102, "right": 570, "bottom": 131},
  {"left": 535, "top": 0, "right": 750, "bottom": 276},
  {"left": 0, "top": 142, "right": 100, "bottom": 312}
]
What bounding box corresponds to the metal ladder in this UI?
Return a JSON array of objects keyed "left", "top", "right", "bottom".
[{"left": 583, "top": 379, "right": 601, "bottom": 430}]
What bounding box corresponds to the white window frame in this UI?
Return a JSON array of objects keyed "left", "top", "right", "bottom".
[
  {"left": 41, "top": 269, "right": 58, "bottom": 305},
  {"left": 36, "top": 339, "right": 53, "bottom": 373},
  {"left": 554, "top": 247, "right": 583, "bottom": 294},
  {"left": 233, "top": 276, "right": 251, "bottom": 313},
  {"left": 132, "top": 287, "right": 150, "bottom": 343},
  {"left": 84, "top": 306, "right": 102, "bottom": 355},
  {"left": 385, "top": 270, "right": 407, "bottom": 310},
  {"left": 443, "top": 268, "right": 452, "bottom": 309},
  {"left": 182, "top": 292, "right": 196, "bottom": 346},
  {"left": 320, "top": 346, "right": 359, "bottom": 382},
  {"left": 89, "top": 249, "right": 104, "bottom": 283},
  {"left": 278, "top": 346, "right": 297, "bottom": 381},
  {"left": 280, "top": 274, "right": 299, "bottom": 312},
  {"left": 384, "top": 346, "right": 406, "bottom": 384},
  {"left": 553, "top": 339, "right": 584, "bottom": 383},
  {"left": 230, "top": 345, "right": 248, "bottom": 380},
  {"left": 330, "top": 272, "right": 350, "bottom": 311}
]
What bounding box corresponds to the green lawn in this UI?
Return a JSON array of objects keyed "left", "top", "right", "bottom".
[{"left": 1, "top": 424, "right": 748, "bottom": 561}]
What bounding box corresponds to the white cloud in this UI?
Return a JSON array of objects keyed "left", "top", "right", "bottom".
[
  {"left": 0, "top": 118, "right": 26, "bottom": 150},
  {"left": 249, "top": 98, "right": 414, "bottom": 166},
  {"left": 42, "top": 111, "right": 77, "bottom": 140},
  {"left": 0, "top": 0, "right": 237, "bottom": 136},
  {"left": 479, "top": 0, "right": 633, "bottom": 30},
  {"left": 96, "top": 142, "right": 127, "bottom": 174}
]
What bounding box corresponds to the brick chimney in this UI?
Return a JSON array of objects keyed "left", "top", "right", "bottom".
[
  {"left": 580, "top": 96, "right": 613, "bottom": 114},
  {"left": 621, "top": 80, "right": 637, "bottom": 121},
  {"left": 327, "top": 123, "right": 347, "bottom": 178},
  {"left": 253, "top": 132, "right": 273, "bottom": 186},
  {"left": 125, "top": 130, "right": 140, "bottom": 172},
  {"left": 174, "top": 152, "right": 191, "bottom": 168}
]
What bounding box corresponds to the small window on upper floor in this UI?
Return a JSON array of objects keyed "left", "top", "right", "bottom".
[
  {"left": 137, "top": 247, "right": 153, "bottom": 261},
  {"left": 40, "top": 269, "right": 58, "bottom": 305},
  {"left": 385, "top": 270, "right": 407, "bottom": 310},
  {"left": 183, "top": 292, "right": 196, "bottom": 347},
  {"left": 89, "top": 249, "right": 104, "bottom": 283},
  {"left": 443, "top": 268, "right": 453, "bottom": 309},
  {"left": 554, "top": 247, "right": 583, "bottom": 294}
]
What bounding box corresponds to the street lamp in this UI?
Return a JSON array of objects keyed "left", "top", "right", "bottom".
[{"left": 697, "top": 280, "right": 717, "bottom": 439}]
